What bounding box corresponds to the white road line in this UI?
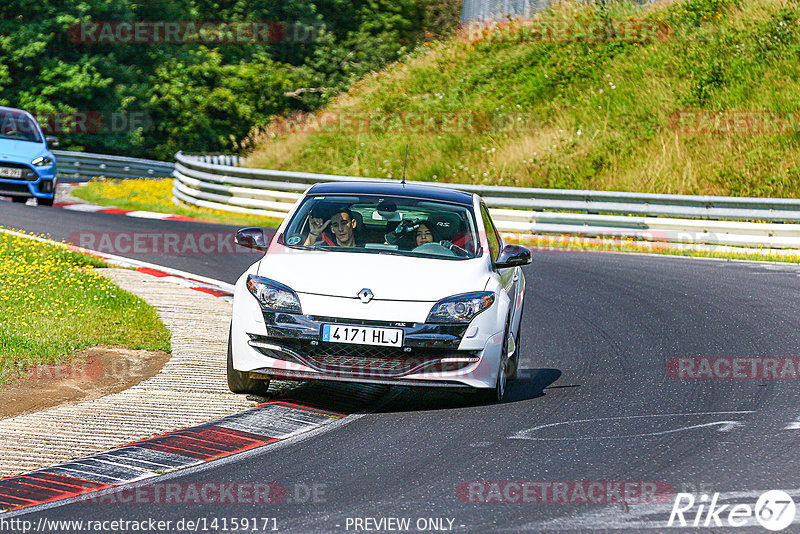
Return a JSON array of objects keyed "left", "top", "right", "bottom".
[
  {"left": 58, "top": 204, "right": 106, "bottom": 212},
  {"left": 510, "top": 411, "right": 756, "bottom": 440},
  {"left": 784, "top": 420, "right": 800, "bottom": 430},
  {"left": 124, "top": 210, "right": 175, "bottom": 219}
]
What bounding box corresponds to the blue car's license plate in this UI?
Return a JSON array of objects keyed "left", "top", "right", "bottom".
[{"left": 0, "top": 167, "right": 23, "bottom": 178}]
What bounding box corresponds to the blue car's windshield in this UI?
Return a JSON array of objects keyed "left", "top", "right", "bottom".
[
  {"left": 0, "top": 110, "right": 43, "bottom": 143},
  {"left": 282, "top": 193, "right": 481, "bottom": 260}
]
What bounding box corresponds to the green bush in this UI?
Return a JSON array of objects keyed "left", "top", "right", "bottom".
[{"left": 0, "top": 0, "right": 461, "bottom": 159}]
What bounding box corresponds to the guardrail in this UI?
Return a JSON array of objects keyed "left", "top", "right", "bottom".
[
  {"left": 172, "top": 152, "right": 800, "bottom": 249},
  {"left": 54, "top": 150, "right": 175, "bottom": 181}
]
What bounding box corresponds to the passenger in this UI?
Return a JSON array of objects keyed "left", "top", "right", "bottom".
[
  {"left": 305, "top": 208, "right": 360, "bottom": 247},
  {"left": 415, "top": 221, "right": 436, "bottom": 247}
]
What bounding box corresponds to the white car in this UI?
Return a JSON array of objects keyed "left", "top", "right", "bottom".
[{"left": 228, "top": 181, "right": 530, "bottom": 402}]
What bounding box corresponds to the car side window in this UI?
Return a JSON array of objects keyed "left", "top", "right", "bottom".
[{"left": 480, "top": 204, "right": 501, "bottom": 261}]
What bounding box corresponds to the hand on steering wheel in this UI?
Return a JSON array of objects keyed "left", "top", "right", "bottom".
[{"left": 440, "top": 240, "right": 469, "bottom": 257}]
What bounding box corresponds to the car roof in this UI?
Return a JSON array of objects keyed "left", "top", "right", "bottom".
[
  {"left": 0, "top": 106, "right": 33, "bottom": 116},
  {"left": 307, "top": 181, "right": 475, "bottom": 206}
]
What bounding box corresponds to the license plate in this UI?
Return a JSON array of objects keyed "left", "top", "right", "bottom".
[
  {"left": 321, "top": 324, "right": 403, "bottom": 347},
  {"left": 0, "top": 167, "right": 23, "bottom": 178}
]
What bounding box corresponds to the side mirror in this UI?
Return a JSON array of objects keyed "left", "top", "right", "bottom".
[
  {"left": 45, "top": 136, "right": 59, "bottom": 147},
  {"left": 235, "top": 227, "right": 268, "bottom": 251},
  {"left": 495, "top": 244, "right": 531, "bottom": 269}
]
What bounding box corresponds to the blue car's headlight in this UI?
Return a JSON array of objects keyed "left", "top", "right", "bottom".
[
  {"left": 246, "top": 275, "right": 302, "bottom": 314},
  {"left": 31, "top": 156, "right": 53, "bottom": 167},
  {"left": 427, "top": 291, "right": 495, "bottom": 323}
]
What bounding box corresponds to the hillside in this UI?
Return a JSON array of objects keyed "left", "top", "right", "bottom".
[{"left": 245, "top": 0, "right": 800, "bottom": 197}]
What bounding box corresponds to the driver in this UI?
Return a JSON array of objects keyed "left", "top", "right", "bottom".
[
  {"left": 415, "top": 221, "right": 436, "bottom": 247},
  {"left": 304, "top": 208, "right": 360, "bottom": 247}
]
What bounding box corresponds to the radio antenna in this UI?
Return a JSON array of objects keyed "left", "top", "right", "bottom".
[{"left": 401, "top": 144, "right": 408, "bottom": 186}]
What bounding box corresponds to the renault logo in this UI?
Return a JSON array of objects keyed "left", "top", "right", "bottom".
[{"left": 357, "top": 288, "right": 374, "bottom": 303}]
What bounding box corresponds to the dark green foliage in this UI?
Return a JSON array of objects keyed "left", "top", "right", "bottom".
[{"left": 0, "top": 0, "right": 460, "bottom": 158}]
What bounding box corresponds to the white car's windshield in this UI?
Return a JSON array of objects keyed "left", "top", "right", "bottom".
[{"left": 282, "top": 193, "right": 481, "bottom": 260}]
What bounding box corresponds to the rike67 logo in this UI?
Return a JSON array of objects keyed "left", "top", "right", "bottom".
[{"left": 668, "top": 490, "right": 796, "bottom": 531}]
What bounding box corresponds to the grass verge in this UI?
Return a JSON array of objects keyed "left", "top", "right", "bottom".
[
  {"left": 0, "top": 230, "right": 172, "bottom": 384},
  {"left": 71, "top": 178, "right": 283, "bottom": 228}
]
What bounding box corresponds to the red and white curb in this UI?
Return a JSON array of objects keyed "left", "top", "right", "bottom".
[
  {"left": 103, "top": 260, "right": 234, "bottom": 300},
  {"left": 6, "top": 185, "right": 214, "bottom": 225},
  {"left": 52, "top": 183, "right": 216, "bottom": 224},
  {"left": 0, "top": 384, "right": 386, "bottom": 513},
  {"left": 54, "top": 201, "right": 214, "bottom": 224}
]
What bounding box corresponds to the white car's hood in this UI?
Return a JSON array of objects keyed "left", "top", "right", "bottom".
[{"left": 257, "top": 247, "right": 490, "bottom": 302}]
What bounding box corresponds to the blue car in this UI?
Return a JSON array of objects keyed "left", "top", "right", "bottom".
[{"left": 0, "top": 106, "right": 58, "bottom": 206}]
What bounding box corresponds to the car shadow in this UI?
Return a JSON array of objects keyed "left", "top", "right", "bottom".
[
  {"left": 367, "top": 367, "right": 564, "bottom": 413},
  {"left": 263, "top": 368, "right": 564, "bottom": 415},
  {"left": 504, "top": 367, "right": 563, "bottom": 403}
]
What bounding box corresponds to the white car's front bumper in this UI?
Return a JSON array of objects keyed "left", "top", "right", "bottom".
[{"left": 231, "top": 273, "right": 505, "bottom": 389}]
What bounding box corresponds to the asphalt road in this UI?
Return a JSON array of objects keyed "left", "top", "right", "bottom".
[{"left": 5, "top": 198, "right": 800, "bottom": 532}]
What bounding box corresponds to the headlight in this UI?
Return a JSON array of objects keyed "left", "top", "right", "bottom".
[
  {"left": 246, "top": 275, "right": 302, "bottom": 314},
  {"left": 427, "top": 291, "right": 495, "bottom": 323},
  {"left": 31, "top": 156, "right": 53, "bottom": 167}
]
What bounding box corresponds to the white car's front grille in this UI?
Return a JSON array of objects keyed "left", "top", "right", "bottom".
[{"left": 250, "top": 337, "right": 478, "bottom": 378}]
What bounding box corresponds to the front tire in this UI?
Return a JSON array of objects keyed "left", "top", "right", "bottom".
[
  {"left": 38, "top": 196, "right": 54, "bottom": 207},
  {"left": 507, "top": 305, "right": 523, "bottom": 381},
  {"left": 11, "top": 196, "right": 27, "bottom": 204},
  {"left": 227, "top": 327, "right": 270, "bottom": 396},
  {"left": 476, "top": 320, "right": 510, "bottom": 403}
]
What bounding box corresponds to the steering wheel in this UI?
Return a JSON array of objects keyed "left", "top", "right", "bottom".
[
  {"left": 412, "top": 242, "right": 456, "bottom": 257},
  {"left": 440, "top": 240, "right": 470, "bottom": 257}
]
